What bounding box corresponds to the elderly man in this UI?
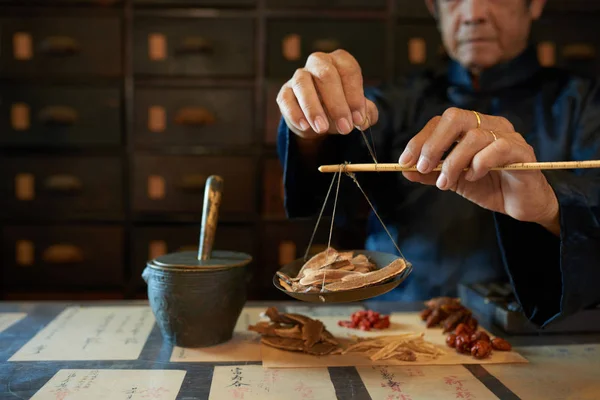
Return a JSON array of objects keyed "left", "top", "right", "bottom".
[{"left": 275, "top": 0, "right": 600, "bottom": 328}]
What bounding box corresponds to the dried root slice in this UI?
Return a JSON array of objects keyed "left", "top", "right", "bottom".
[
  {"left": 296, "top": 247, "right": 341, "bottom": 279},
  {"left": 299, "top": 269, "right": 361, "bottom": 286},
  {"left": 342, "top": 333, "right": 445, "bottom": 362},
  {"left": 325, "top": 258, "right": 407, "bottom": 292},
  {"left": 279, "top": 278, "right": 293, "bottom": 292}
]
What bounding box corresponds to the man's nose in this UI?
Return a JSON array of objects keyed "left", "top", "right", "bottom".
[{"left": 462, "top": 0, "right": 488, "bottom": 25}]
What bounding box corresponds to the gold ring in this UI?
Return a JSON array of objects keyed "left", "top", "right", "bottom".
[
  {"left": 472, "top": 111, "right": 481, "bottom": 129},
  {"left": 490, "top": 130, "right": 498, "bottom": 141}
]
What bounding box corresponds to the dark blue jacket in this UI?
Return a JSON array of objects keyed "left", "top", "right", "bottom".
[{"left": 277, "top": 46, "right": 600, "bottom": 328}]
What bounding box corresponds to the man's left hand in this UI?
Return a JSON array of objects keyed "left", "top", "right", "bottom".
[{"left": 398, "top": 107, "right": 560, "bottom": 236}]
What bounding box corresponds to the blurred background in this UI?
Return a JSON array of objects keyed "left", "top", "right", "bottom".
[{"left": 0, "top": 0, "right": 598, "bottom": 302}]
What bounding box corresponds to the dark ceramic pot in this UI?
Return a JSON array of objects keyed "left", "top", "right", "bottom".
[
  {"left": 143, "top": 250, "right": 250, "bottom": 348},
  {"left": 142, "top": 175, "right": 252, "bottom": 348}
]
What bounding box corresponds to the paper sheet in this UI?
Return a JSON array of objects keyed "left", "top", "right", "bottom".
[
  {"left": 357, "top": 365, "right": 499, "bottom": 400},
  {"left": 30, "top": 369, "right": 186, "bottom": 400},
  {"left": 261, "top": 312, "right": 528, "bottom": 368},
  {"left": 485, "top": 344, "right": 600, "bottom": 400},
  {"left": 9, "top": 306, "right": 155, "bottom": 361},
  {"left": 170, "top": 307, "right": 266, "bottom": 362},
  {"left": 0, "top": 312, "right": 27, "bottom": 334},
  {"left": 209, "top": 365, "right": 336, "bottom": 400}
]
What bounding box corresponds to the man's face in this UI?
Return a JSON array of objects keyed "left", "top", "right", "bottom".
[{"left": 430, "top": 0, "right": 545, "bottom": 71}]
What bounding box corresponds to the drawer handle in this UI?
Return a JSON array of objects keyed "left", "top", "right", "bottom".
[
  {"left": 39, "top": 36, "right": 80, "bottom": 56},
  {"left": 174, "top": 107, "right": 216, "bottom": 126},
  {"left": 312, "top": 38, "right": 341, "bottom": 53},
  {"left": 42, "top": 244, "right": 85, "bottom": 264},
  {"left": 176, "top": 36, "right": 214, "bottom": 55},
  {"left": 44, "top": 175, "right": 83, "bottom": 193},
  {"left": 39, "top": 106, "right": 78, "bottom": 126},
  {"left": 177, "top": 174, "right": 206, "bottom": 191},
  {"left": 562, "top": 43, "right": 596, "bottom": 60}
]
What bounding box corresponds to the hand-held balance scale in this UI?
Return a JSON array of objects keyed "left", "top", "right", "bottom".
[{"left": 273, "top": 127, "right": 414, "bottom": 303}]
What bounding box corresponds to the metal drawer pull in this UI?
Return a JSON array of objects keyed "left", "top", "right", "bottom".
[
  {"left": 39, "top": 106, "right": 78, "bottom": 125},
  {"left": 178, "top": 174, "right": 206, "bottom": 191},
  {"left": 312, "top": 38, "right": 341, "bottom": 53},
  {"left": 44, "top": 175, "right": 83, "bottom": 193},
  {"left": 408, "top": 37, "right": 426, "bottom": 64},
  {"left": 42, "top": 244, "right": 85, "bottom": 264},
  {"left": 282, "top": 34, "right": 301, "bottom": 61},
  {"left": 174, "top": 107, "right": 216, "bottom": 126},
  {"left": 537, "top": 41, "right": 556, "bottom": 67},
  {"left": 562, "top": 43, "right": 596, "bottom": 60},
  {"left": 175, "top": 36, "right": 214, "bottom": 55},
  {"left": 39, "top": 36, "right": 80, "bottom": 56}
]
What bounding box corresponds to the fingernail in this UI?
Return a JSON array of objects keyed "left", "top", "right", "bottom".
[
  {"left": 299, "top": 118, "right": 309, "bottom": 131},
  {"left": 352, "top": 111, "right": 364, "bottom": 126},
  {"left": 314, "top": 116, "right": 327, "bottom": 133},
  {"left": 417, "top": 156, "right": 430, "bottom": 173},
  {"left": 337, "top": 118, "right": 352, "bottom": 134},
  {"left": 398, "top": 149, "right": 413, "bottom": 166},
  {"left": 436, "top": 173, "right": 448, "bottom": 190}
]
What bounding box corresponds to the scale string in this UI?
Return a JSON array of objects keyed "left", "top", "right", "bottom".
[
  {"left": 320, "top": 164, "right": 343, "bottom": 291},
  {"left": 344, "top": 169, "right": 406, "bottom": 261},
  {"left": 304, "top": 168, "right": 339, "bottom": 262},
  {"left": 359, "top": 115, "right": 378, "bottom": 165}
]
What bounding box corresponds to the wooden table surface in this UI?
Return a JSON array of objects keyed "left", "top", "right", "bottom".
[{"left": 1, "top": 300, "right": 599, "bottom": 400}]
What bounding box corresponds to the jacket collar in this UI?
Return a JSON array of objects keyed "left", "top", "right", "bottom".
[{"left": 446, "top": 45, "right": 541, "bottom": 93}]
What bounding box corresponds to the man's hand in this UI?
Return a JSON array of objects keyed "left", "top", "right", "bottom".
[
  {"left": 399, "top": 108, "right": 560, "bottom": 235},
  {"left": 276, "top": 50, "right": 379, "bottom": 139}
]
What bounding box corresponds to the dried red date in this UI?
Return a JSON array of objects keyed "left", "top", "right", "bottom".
[
  {"left": 471, "top": 331, "right": 491, "bottom": 343},
  {"left": 471, "top": 340, "right": 493, "bottom": 359},
  {"left": 491, "top": 337, "right": 512, "bottom": 351},
  {"left": 454, "top": 323, "right": 473, "bottom": 336},
  {"left": 420, "top": 308, "right": 433, "bottom": 321},
  {"left": 455, "top": 334, "right": 472, "bottom": 354},
  {"left": 446, "top": 333, "right": 457, "bottom": 348}
]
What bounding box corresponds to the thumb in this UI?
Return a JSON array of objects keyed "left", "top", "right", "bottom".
[{"left": 355, "top": 99, "right": 379, "bottom": 131}]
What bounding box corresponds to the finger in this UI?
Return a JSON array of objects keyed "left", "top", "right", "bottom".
[
  {"left": 355, "top": 99, "right": 379, "bottom": 131},
  {"left": 306, "top": 53, "right": 353, "bottom": 134},
  {"left": 398, "top": 116, "right": 440, "bottom": 167},
  {"left": 402, "top": 171, "right": 440, "bottom": 186},
  {"left": 418, "top": 107, "right": 477, "bottom": 174},
  {"left": 467, "top": 138, "right": 535, "bottom": 181},
  {"left": 330, "top": 49, "right": 366, "bottom": 127},
  {"left": 289, "top": 69, "right": 329, "bottom": 134},
  {"left": 437, "top": 128, "right": 497, "bottom": 191},
  {"left": 277, "top": 84, "right": 312, "bottom": 134}
]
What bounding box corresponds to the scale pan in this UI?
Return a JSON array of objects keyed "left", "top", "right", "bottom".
[{"left": 273, "top": 250, "right": 413, "bottom": 303}]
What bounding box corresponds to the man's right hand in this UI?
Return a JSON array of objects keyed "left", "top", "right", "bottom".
[{"left": 276, "top": 49, "right": 379, "bottom": 139}]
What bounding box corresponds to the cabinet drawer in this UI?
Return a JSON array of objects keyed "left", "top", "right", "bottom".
[
  {"left": 0, "top": 85, "right": 121, "bottom": 148},
  {"left": 265, "top": 80, "right": 283, "bottom": 145},
  {"left": 262, "top": 158, "right": 285, "bottom": 217},
  {"left": 132, "top": 155, "right": 257, "bottom": 216},
  {"left": 395, "top": 0, "right": 431, "bottom": 17},
  {"left": 134, "top": 0, "right": 253, "bottom": 5},
  {"left": 0, "top": 17, "right": 121, "bottom": 77},
  {"left": 395, "top": 23, "right": 446, "bottom": 75},
  {"left": 133, "top": 17, "right": 255, "bottom": 77},
  {"left": 267, "top": 19, "right": 385, "bottom": 79},
  {"left": 1, "top": 225, "right": 124, "bottom": 289},
  {"left": 0, "top": 0, "right": 121, "bottom": 4},
  {"left": 131, "top": 224, "right": 256, "bottom": 290},
  {"left": 531, "top": 17, "right": 599, "bottom": 76},
  {"left": 134, "top": 87, "right": 254, "bottom": 148},
  {"left": 267, "top": 0, "right": 385, "bottom": 8},
  {"left": 0, "top": 156, "right": 123, "bottom": 219}
]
